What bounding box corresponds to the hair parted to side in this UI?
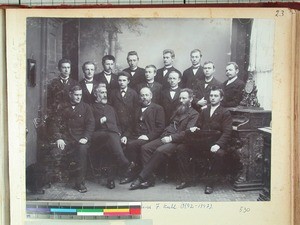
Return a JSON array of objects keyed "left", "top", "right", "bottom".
[
  {"left": 163, "top": 49, "right": 175, "bottom": 58},
  {"left": 69, "top": 85, "right": 82, "bottom": 94},
  {"left": 117, "top": 71, "right": 131, "bottom": 81},
  {"left": 145, "top": 65, "right": 157, "bottom": 73},
  {"left": 82, "top": 61, "right": 96, "bottom": 72},
  {"left": 102, "top": 55, "right": 115, "bottom": 66},
  {"left": 210, "top": 86, "right": 224, "bottom": 97},
  {"left": 58, "top": 58, "right": 71, "bottom": 69},
  {"left": 127, "top": 51, "right": 139, "bottom": 60},
  {"left": 227, "top": 62, "right": 239, "bottom": 70},
  {"left": 190, "top": 49, "right": 202, "bottom": 57}
]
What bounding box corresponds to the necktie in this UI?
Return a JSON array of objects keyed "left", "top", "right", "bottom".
[
  {"left": 85, "top": 80, "right": 93, "bottom": 84},
  {"left": 163, "top": 68, "right": 168, "bottom": 76},
  {"left": 121, "top": 90, "right": 126, "bottom": 97}
]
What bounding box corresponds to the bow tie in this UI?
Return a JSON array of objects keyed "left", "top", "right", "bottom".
[
  {"left": 104, "top": 72, "right": 111, "bottom": 76},
  {"left": 170, "top": 88, "right": 177, "bottom": 92},
  {"left": 121, "top": 89, "right": 126, "bottom": 93},
  {"left": 192, "top": 66, "right": 200, "bottom": 69},
  {"left": 85, "top": 80, "right": 93, "bottom": 84},
  {"left": 61, "top": 79, "right": 68, "bottom": 84}
]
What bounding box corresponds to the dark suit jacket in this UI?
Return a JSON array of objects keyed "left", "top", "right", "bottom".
[
  {"left": 94, "top": 71, "right": 119, "bottom": 92},
  {"left": 196, "top": 105, "right": 232, "bottom": 149},
  {"left": 136, "top": 82, "right": 162, "bottom": 105},
  {"left": 161, "top": 88, "right": 181, "bottom": 124},
  {"left": 182, "top": 66, "right": 205, "bottom": 89},
  {"left": 155, "top": 66, "right": 182, "bottom": 89},
  {"left": 193, "top": 77, "right": 222, "bottom": 109},
  {"left": 47, "top": 77, "right": 78, "bottom": 114},
  {"left": 110, "top": 87, "right": 139, "bottom": 137},
  {"left": 52, "top": 101, "right": 95, "bottom": 142},
  {"left": 222, "top": 78, "right": 245, "bottom": 107},
  {"left": 91, "top": 102, "right": 121, "bottom": 134},
  {"left": 132, "top": 103, "right": 165, "bottom": 141},
  {"left": 162, "top": 107, "right": 199, "bottom": 143},
  {"left": 79, "top": 79, "right": 99, "bottom": 104},
  {"left": 123, "top": 67, "right": 146, "bottom": 90}
]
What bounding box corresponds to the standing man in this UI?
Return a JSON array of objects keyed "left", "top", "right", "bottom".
[
  {"left": 155, "top": 49, "right": 182, "bottom": 89},
  {"left": 129, "top": 88, "right": 199, "bottom": 190},
  {"left": 47, "top": 58, "right": 78, "bottom": 115},
  {"left": 94, "top": 55, "right": 119, "bottom": 94},
  {"left": 120, "top": 87, "right": 165, "bottom": 184},
  {"left": 176, "top": 87, "right": 232, "bottom": 194},
  {"left": 136, "top": 65, "right": 163, "bottom": 105},
  {"left": 79, "top": 61, "right": 99, "bottom": 104},
  {"left": 222, "top": 62, "right": 245, "bottom": 107},
  {"left": 111, "top": 71, "right": 139, "bottom": 139},
  {"left": 51, "top": 85, "right": 95, "bottom": 193},
  {"left": 123, "top": 51, "right": 146, "bottom": 90},
  {"left": 192, "top": 61, "right": 222, "bottom": 111},
  {"left": 90, "top": 84, "right": 132, "bottom": 189},
  {"left": 182, "top": 49, "right": 205, "bottom": 89},
  {"left": 161, "top": 71, "right": 181, "bottom": 124}
]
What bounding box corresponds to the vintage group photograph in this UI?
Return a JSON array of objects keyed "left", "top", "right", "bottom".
[{"left": 25, "top": 17, "right": 273, "bottom": 202}]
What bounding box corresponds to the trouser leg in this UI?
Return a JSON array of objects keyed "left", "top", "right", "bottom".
[
  {"left": 73, "top": 143, "right": 89, "bottom": 184},
  {"left": 125, "top": 139, "right": 148, "bottom": 164},
  {"left": 176, "top": 144, "right": 192, "bottom": 183}
]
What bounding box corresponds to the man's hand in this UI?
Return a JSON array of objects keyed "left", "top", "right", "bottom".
[
  {"left": 197, "top": 97, "right": 207, "bottom": 106},
  {"left": 79, "top": 138, "right": 88, "bottom": 144},
  {"left": 161, "top": 136, "right": 172, "bottom": 144},
  {"left": 190, "top": 127, "right": 200, "bottom": 133},
  {"left": 210, "top": 144, "right": 220, "bottom": 153},
  {"left": 138, "top": 135, "right": 149, "bottom": 141},
  {"left": 100, "top": 116, "right": 107, "bottom": 124},
  {"left": 56, "top": 139, "right": 66, "bottom": 150},
  {"left": 121, "top": 136, "right": 128, "bottom": 145}
]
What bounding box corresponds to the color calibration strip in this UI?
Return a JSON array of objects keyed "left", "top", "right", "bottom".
[{"left": 26, "top": 202, "right": 141, "bottom": 219}]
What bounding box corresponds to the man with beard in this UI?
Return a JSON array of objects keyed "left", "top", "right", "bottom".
[
  {"left": 90, "top": 84, "right": 132, "bottom": 189},
  {"left": 176, "top": 87, "right": 232, "bottom": 194},
  {"left": 51, "top": 85, "right": 95, "bottom": 193},
  {"left": 123, "top": 51, "right": 146, "bottom": 90},
  {"left": 119, "top": 87, "right": 165, "bottom": 184},
  {"left": 129, "top": 88, "right": 199, "bottom": 190},
  {"left": 79, "top": 61, "right": 99, "bottom": 104}
]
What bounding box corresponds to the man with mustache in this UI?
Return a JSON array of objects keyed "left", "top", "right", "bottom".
[
  {"left": 119, "top": 87, "right": 165, "bottom": 184},
  {"left": 90, "top": 84, "right": 132, "bottom": 189},
  {"left": 129, "top": 88, "right": 199, "bottom": 190}
]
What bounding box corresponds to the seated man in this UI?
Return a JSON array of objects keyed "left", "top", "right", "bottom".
[
  {"left": 51, "top": 85, "right": 95, "bottom": 193},
  {"left": 176, "top": 87, "right": 232, "bottom": 194},
  {"left": 90, "top": 84, "right": 132, "bottom": 189},
  {"left": 129, "top": 88, "right": 199, "bottom": 190},
  {"left": 222, "top": 62, "right": 245, "bottom": 107},
  {"left": 120, "top": 87, "right": 165, "bottom": 184}
]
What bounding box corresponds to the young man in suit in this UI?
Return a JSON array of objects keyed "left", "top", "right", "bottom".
[
  {"left": 192, "top": 61, "right": 222, "bottom": 111},
  {"left": 182, "top": 49, "right": 205, "bottom": 89},
  {"left": 47, "top": 58, "right": 78, "bottom": 115},
  {"left": 120, "top": 87, "right": 165, "bottom": 184},
  {"left": 155, "top": 49, "right": 182, "bottom": 89},
  {"left": 90, "top": 84, "right": 131, "bottom": 189},
  {"left": 123, "top": 51, "right": 146, "bottom": 90},
  {"left": 51, "top": 85, "right": 95, "bottom": 193},
  {"left": 110, "top": 71, "right": 139, "bottom": 139},
  {"left": 176, "top": 87, "right": 232, "bottom": 194},
  {"left": 222, "top": 62, "right": 245, "bottom": 107},
  {"left": 79, "top": 61, "right": 99, "bottom": 104},
  {"left": 161, "top": 71, "right": 181, "bottom": 124},
  {"left": 94, "top": 55, "right": 119, "bottom": 94},
  {"left": 129, "top": 88, "right": 199, "bottom": 190},
  {"left": 136, "top": 65, "right": 163, "bottom": 105}
]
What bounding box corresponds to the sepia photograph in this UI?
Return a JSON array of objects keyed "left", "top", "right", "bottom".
[{"left": 25, "top": 17, "right": 274, "bottom": 202}]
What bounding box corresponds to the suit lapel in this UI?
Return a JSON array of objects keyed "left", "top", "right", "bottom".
[{"left": 209, "top": 105, "right": 221, "bottom": 121}]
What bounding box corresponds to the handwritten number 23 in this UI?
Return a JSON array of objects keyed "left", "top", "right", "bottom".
[{"left": 275, "top": 10, "right": 284, "bottom": 17}]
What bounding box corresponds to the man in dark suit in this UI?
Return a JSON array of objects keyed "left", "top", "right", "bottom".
[
  {"left": 176, "top": 87, "right": 232, "bottom": 194},
  {"left": 222, "top": 62, "right": 245, "bottom": 107},
  {"left": 47, "top": 58, "right": 78, "bottom": 116},
  {"left": 155, "top": 49, "right": 182, "bottom": 89},
  {"left": 192, "top": 61, "right": 222, "bottom": 111},
  {"left": 110, "top": 71, "right": 139, "bottom": 139},
  {"left": 123, "top": 51, "right": 146, "bottom": 90},
  {"left": 79, "top": 61, "right": 99, "bottom": 104},
  {"left": 182, "top": 49, "right": 205, "bottom": 89},
  {"left": 161, "top": 71, "right": 181, "bottom": 124},
  {"left": 136, "top": 65, "right": 162, "bottom": 105},
  {"left": 51, "top": 85, "right": 95, "bottom": 193},
  {"left": 129, "top": 88, "right": 199, "bottom": 190},
  {"left": 120, "top": 87, "right": 165, "bottom": 184},
  {"left": 90, "top": 84, "right": 131, "bottom": 189},
  {"left": 94, "top": 55, "right": 119, "bottom": 94}
]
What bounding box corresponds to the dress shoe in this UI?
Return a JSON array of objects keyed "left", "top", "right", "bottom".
[
  {"left": 106, "top": 179, "right": 115, "bottom": 189},
  {"left": 119, "top": 176, "right": 135, "bottom": 185},
  {"left": 176, "top": 182, "right": 191, "bottom": 190},
  {"left": 204, "top": 185, "right": 213, "bottom": 194},
  {"left": 129, "top": 178, "right": 143, "bottom": 190},
  {"left": 140, "top": 179, "right": 155, "bottom": 189},
  {"left": 74, "top": 182, "right": 87, "bottom": 193}
]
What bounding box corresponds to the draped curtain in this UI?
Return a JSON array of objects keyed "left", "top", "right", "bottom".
[{"left": 248, "top": 19, "right": 275, "bottom": 110}]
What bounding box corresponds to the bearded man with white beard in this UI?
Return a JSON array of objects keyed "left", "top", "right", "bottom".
[{"left": 129, "top": 88, "right": 199, "bottom": 190}]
